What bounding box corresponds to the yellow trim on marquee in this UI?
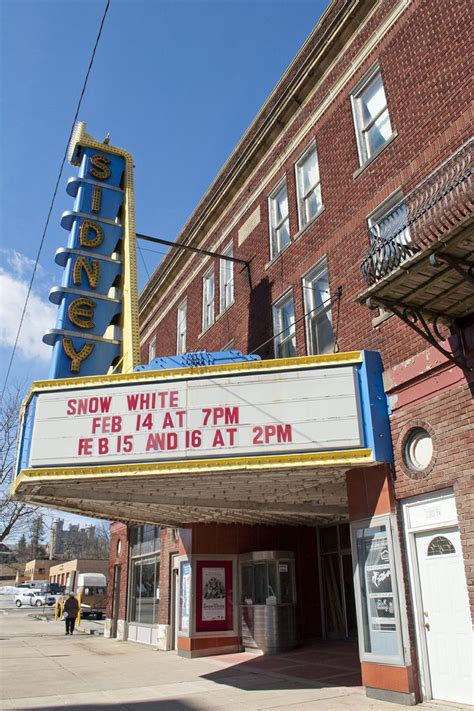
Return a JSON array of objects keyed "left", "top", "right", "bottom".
[
  {"left": 13, "top": 448, "right": 374, "bottom": 493},
  {"left": 68, "top": 122, "right": 140, "bottom": 374},
  {"left": 20, "top": 351, "right": 364, "bottom": 405}
]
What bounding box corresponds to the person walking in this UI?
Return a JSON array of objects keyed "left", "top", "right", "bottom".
[{"left": 63, "top": 592, "right": 79, "bottom": 635}]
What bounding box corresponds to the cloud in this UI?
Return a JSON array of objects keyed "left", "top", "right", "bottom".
[
  {"left": 0, "top": 266, "right": 56, "bottom": 363},
  {"left": 0, "top": 248, "right": 47, "bottom": 281}
]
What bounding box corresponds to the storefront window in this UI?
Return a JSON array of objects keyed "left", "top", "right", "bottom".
[
  {"left": 352, "top": 518, "right": 404, "bottom": 663},
  {"left": 130, "top": 556, "right": 160, "bottom": 625},
  {"left": 130, "top": 525, "right": 161, "bottom": 557}
]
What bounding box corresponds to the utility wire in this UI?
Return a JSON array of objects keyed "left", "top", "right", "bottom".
[{"left": 0, "top": 0, "right": 111, "bottom": 401}]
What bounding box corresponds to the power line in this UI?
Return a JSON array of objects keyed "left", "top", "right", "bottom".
[{"left": 0, "top": 0, "right": 111, "bottom": 401}]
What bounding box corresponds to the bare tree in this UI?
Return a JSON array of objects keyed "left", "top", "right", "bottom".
[{"left": 0, "top": 386, "right": 36, "bottom": 542}]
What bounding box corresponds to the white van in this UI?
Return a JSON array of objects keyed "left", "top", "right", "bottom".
[{"left": 75, "top": 573, "right": 107, "bottom": 619}]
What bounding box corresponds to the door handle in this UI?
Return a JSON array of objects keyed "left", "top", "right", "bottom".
[{"left": 423, "top": 622, "right": 430, "bottom": 631}]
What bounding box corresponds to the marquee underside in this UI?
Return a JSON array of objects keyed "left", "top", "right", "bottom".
[{"left": 13, "top": 463, "right": 363, "bottom": 527}]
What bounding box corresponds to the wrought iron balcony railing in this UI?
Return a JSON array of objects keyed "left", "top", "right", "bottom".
[{"left": 361, "top": 139, "right": 473, "bottom": 286}]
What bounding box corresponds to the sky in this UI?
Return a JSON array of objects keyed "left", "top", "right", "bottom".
[{"left": 0, "top": 0, "right": 326, "bottom": 534}]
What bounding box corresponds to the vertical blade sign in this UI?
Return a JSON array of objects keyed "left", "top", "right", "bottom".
[{"left": 43, "top": 123, "right": 139, "bottom": 378}]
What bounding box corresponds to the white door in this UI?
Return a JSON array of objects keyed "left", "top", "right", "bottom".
[{"left": 415, "top": 527, "right": 473, "bottom": 704}]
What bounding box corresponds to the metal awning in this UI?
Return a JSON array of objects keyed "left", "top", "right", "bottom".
[{"left": 13, "top": 458, "right": 364, "bottom": 527}]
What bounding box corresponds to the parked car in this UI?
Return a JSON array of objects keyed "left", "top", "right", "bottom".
[
  {"left": 15, "top": 590, "right": 56, "bottom": 607},
  {"left": 38, "top": 582, "right": 66, "bottom": 595}
]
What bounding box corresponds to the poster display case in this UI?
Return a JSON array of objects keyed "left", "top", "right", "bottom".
[
  {"left": 351, "top": 516, "right": 405, "bottom": 664},
  {"left": 195, "top": 560, "right": 233, "bottom": 632}
]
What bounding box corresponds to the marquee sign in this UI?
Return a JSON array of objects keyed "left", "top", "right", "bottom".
[
  {"left": 15, "top": 352, "right": 393, "bottom": 477},
  {"left": 43, "top": 122, "right": 139, "bottom": 379}
]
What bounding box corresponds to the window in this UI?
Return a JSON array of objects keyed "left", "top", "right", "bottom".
[
  {"left": 295, "top": 144, "right": 322, "bottom": 228},
  {"left": 351, "top": 66, "right": 393, "bottom": 165},
  {"left": 351, "top": 517, "right": 405, "bottom": 664},
  {"left": 268, "top": 180, "right": 290, "bottom": 258},
  {"left": 130, "top": 525, "right": 161, "bottom": 557},
  {"left": 273, "top": 293, "right": 296, "bottom": 358},
  {"left": 368, "top": 192, "right": 413, "bottom": 279},
  {"left": 148, "top": 336, "right": 156, "bottom": 364},
  {"left": 176, "top": 300, "right": 187, "bottom": 355},
  {"left": 202, "top": 269, "right": 215, "bottom": 331},
  {"left": 219, "top": 244, "right": 234, "bottom": 312},
  {"left": 302, "top": 259, "right": 334, "bottom": 355},
  {"left": 241, "top": 559, "right": 295, "bottom": 605},
  {"left": 130, "top": 556, "right": 160, "bottom": 625}
]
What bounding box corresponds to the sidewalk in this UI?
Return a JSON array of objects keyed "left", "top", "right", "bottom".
[{"left": 0, "top": 613, "right": 414, "bottom": 711}]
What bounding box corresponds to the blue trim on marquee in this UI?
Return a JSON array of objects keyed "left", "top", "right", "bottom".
[
  {"left": 134, "top": 350, "right": 261, "bottom": 371},
  {"left": 16, "top": 395, "right": 37, "bottom": 476},
  {"left": 357, "top": 351, "right": 393, "bottom": 464}
]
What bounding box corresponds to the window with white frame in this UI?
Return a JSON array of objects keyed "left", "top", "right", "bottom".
[
  {"left": 302, "top": 259, "right": 334, "bottom": 355},
  {"left": 351, "top": 66, "right": 393, "bottom": 165},
  {"left": 368, "top": 191, "right": 413, "bottom": 279},
  {"left": 273, "top": 292, "right": 296, "bottom": 358},
  {"left": 295, "top": 144, "right": 322, "bottom": 228},
  {"left": 176, "top": 300, "right": 187, "bottom": 355},
  {"left": 268, "top": 180, "right": 290, "bottom": 259},
  {"left": 202, "top": 269, "right": 215, "bottom": 331},
  {"left": 220, "top": 244, "right": 234, "bottom": 312},
  {"left": 148, "top": 336, "right": 156, "bottom": 364}
]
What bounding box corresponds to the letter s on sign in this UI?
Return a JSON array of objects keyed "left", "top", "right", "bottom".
[{"left": 89, "top": 154, "right": 111, "bottom": 180}]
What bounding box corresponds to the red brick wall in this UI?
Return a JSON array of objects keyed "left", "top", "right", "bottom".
[
  {"left": 134, "top": 0, "right": 473, "bottom": 675},
  {"left": 106, "top": 522, "right": 129, "bottom": 620},
  {"left": 157, "top": 528, "right": 179, "bottom": 625},
  {"left": 140, "top": 0, "right": 471, "bottom": 375},
  {"left": 389, "top": 369, "right": 474, "bottom": 617}
]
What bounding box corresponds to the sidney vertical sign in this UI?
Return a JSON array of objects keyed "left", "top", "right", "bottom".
[{"left": 43, "top": 123, "right": 139, "bottom": 379}]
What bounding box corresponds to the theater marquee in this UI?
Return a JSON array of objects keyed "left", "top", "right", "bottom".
[{"left": 16, "top": 351, "right": 392, "bottom": 480}]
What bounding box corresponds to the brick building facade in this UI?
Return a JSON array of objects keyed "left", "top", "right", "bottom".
[{"left": 102, "top": 0, "right": 472, "bottom": 705}]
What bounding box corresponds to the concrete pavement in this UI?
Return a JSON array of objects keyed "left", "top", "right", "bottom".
[{"left": 0, "top": 609, "right": 431, "bottom": 711}]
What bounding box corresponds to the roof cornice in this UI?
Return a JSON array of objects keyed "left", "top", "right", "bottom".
[{"left": 139, "top": 0, "right": 376, "bottom": 318}]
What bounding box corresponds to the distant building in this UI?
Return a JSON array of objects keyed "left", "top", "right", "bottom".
[
  {"left": 23, "top": 559, "right": 58, "bottom": 582},
  {"left": 49, "top": 518, "right": 97, "bottom": 559},
  {"left": 49, "top": 558, "right": 108, "bottom": 590},
  {"left": 0, "top": 543, "right": 17, "bottom": 564}
]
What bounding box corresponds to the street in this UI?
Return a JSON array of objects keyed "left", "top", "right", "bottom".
[
  {"left": 0, "top": 598, "right": 418, "bottom": 711},
  {"left": 0, "top": 596, "right": 104, "bottom": 635}
]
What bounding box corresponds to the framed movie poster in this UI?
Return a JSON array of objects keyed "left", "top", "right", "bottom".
[
  {"left": 179, "top": 560, "right": 191, "bottom": 634},
  {"left": 196, "top": 560, "right": 233, "bottom": 632}
]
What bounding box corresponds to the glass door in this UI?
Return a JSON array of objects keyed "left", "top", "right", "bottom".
[{"left": 318, "top": 523, "right": 357, "bottom": 640}]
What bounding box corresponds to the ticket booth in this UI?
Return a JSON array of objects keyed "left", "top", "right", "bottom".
[{"left": 240, "top": 551, "right": 297, "bottom": 653}]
